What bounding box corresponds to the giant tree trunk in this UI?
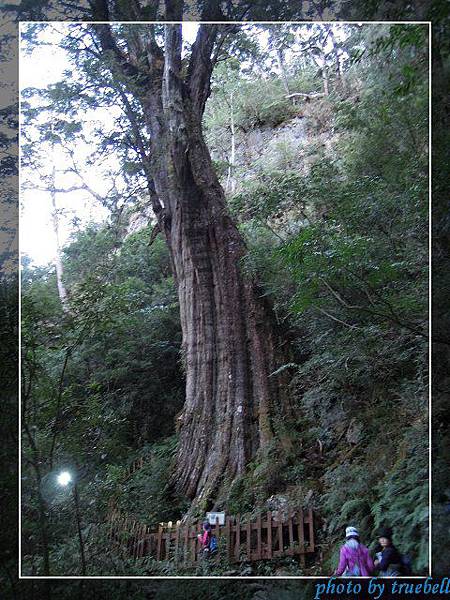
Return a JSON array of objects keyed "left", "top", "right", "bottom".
[{"left": 96, "top": 22, "right": 292, "bottom": 503}]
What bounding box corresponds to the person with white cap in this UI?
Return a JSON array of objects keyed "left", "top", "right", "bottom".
[{"left": 333, "top": 526, "right": 375, "bottom": 577}]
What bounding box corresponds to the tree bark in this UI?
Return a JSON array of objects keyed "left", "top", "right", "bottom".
[
  {"left": 95, "top": 22, "right": 292, "bottom": 504},
  {"left": 225, "top": 91, "right": 236, "bottom": 194},
  {"left": 276, "top": 47, "right": 291, "bottom": 95},
  {"left": 49, "top": 164, "right": 69, "bottom": 311}
]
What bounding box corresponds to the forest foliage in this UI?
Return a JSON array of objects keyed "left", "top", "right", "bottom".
[{"left": 20, "top": 22, "right": 429, "bottom": 576}]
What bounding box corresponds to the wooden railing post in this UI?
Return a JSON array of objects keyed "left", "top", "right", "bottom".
[
  {"left": 225, "top": 516, "right": 231, "bottom": 561},
  {"left": 246, "top": 516, "right": 251, "bottom": 561},
  {"left": 174, "top": 523, "right": 180, "bottom": 564},
  {"left": 308, "top": 508, "right": 314, "bottom": 553},
  {"left": 277, "top": 510, "right": 283, "bottom": 556},
  {"left": 298, "top": 509, "right": 306, "bottom": 568},
  {"left": 108, "top": 509, "right": 116, "bottom": 541},
  {"left": 288, "top": 509, "right": 294, "bottom": 556},
  {"left": 183, "top": 524, "right": 189, "bottom": 565},
  {"left": 156, "top": 524, "right": 163, "bottom": 561},
  {"left": 256, "top": 513, "right": 262, "bottom": 560},
  {"left": 195, "top": 521, "right": 202, "bottom": 563},
  {"left": 166, "top": 522, "right": 172, "bottom": 561},
  {"left": 131, "top": 520, "right": 137, "bottom": 557},
  {"left": 266, "top": 511, "right": 272, "bottom": 559},
  {"left": 142, "top": 525, "right": 149, "bottom": 558},
  {"left": 139, "top": 523, "right": 147, "bottom": 558},
  {"left": 235, "top": 514, "right": 241, "bottom": 562},
  {"left": 215, "top": 516, "right": 221, "bottom": 557}
]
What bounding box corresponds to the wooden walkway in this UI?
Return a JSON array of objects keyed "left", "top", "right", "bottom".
[{"left": 108, "top": 508, "right": 315, "bottom": 566}]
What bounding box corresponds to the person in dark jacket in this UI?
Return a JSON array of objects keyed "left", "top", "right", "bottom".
[{"left": 373, "top": 527, "right": 403, "bottom": 576}]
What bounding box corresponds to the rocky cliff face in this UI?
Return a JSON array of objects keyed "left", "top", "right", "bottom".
[
  {"left": 124, "top": 204, "right": 154, "bottom": 239},
  {"left": 211, "top": 99, "right": 337, "bottom": 194}
]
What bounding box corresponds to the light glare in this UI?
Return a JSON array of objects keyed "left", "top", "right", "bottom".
[{"left": 57, "top": 471, "right": 72, "bottom": 486}]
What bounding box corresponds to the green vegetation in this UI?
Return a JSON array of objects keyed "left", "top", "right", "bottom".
[{"left": 20, "top": 23, "right": 429, "bottom": 577}]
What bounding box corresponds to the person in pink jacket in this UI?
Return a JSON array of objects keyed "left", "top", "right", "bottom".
[
  {"left": 334, "top": 526, "right": 375, "bottom": 577},
  {"left": 197, "top": 521, "right": 212, "bottom": 552}
]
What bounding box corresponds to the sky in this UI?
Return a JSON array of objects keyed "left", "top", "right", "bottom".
[
  {"left": 20, "top": 26, "right": 108, "bottom": 266},
  {"left": 20, "top": 23, "right": 200, "bottom": 267}
]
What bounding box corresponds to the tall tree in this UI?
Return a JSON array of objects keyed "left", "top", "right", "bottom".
[{"left": 83, "top": 8, "right": 292, "bottom": 503}]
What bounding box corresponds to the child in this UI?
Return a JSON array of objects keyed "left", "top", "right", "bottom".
[{"left": 197, "top": 521, "right": 212, "bottom": 555}]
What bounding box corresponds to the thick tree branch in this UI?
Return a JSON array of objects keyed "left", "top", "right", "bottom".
[
  {"left": 164, "top": 23, "right": 183, "bottom": 96},
  {"left": 164, "top": 0, "right": 183, "bottom": 21},
  {"left": 92, "top": 23, "right": 146, "bottom": 85},
  {"left": 187, "top": 24, "right": 219, "bottom": 117},
  {"left": 89, "top": 23, "right": 166, "bottom": 221},
  {"left": 88, "top": 0, "right": 109, "bottom": 20},
  {"left": 147, "top": 222, "right": 161, "bottom": 246}
]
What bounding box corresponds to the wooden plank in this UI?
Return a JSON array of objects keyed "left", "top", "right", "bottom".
[
  {"left": 308, "top": 508, "right": 315, "bottom": 553},
  {"left": 124, "top": 517, "right": 130, "bottom": 551},
  {"left": 190, "top": 525, "right": 195, "bottom": 564},
  {"left": 131, "top": 522, "right": 137, "bottom": 559},
  {"left": 149, "top": 530, "right": 156, "bottom": 557},
  {"left": 132, "top": 521, "right": 139, "bottom": 558},
  {"left": 277, "top": 510, "right": 283, "bottom": 555},
  {"left": 225, "top": 517, "right": 232, "bottom": 560},
  {"left": 246, "top": 517, "right": 251, "bottom": 561},
  {"left": 147, "top": 532, "right": 155, "bottom": 557},
  {"left": 234, "top": 515, "right": 241, "bottom": 562},
  {"left": 288, "top": 510, "right": 294, "bottom": 556},
  {"left": 135, "top": 522, "right": 141, "bottom": 556},
  {"left": 139, "top": 525, "right": 147, "bottom": 558},
  {"left": 256, "top": 513, "right": 262, "bottom": 560},
  {"left": 183, "top": 525, "right": 189, "bottom": 565},
  {"left": 174, "top": 525, "right": 180, "bottom": 563},
  {"left": 135, "top": 524, "right": 141, "bottom": 559},
  {"left": 139, "top": 523, "right": 147, "bottom": 558},
  {"left": 156, "top": 525, "right": 163, "bottom": 561},
  {"left": 108, "top": 510, "right": 116, "bottom": 540},
  {"left": 266, "top": 511, "right": 272, "bottom": 559},
  {"left": 137, "top": 529, "right": 143, "bottom": 558},
  {"left": 215, "top": 516, "right": 221, "bottom": 558},
  {"left": 193, "top": 522, "right": 203, "bottom": 562},
  {"left": 166, "top": 524, "right": 172, "bottom": 561},
  {"left": 297, "top": 509, "right": 306, "bottom": 568},
  {"left": 118, "top": 516, "right": 124, "bottom": 547}
]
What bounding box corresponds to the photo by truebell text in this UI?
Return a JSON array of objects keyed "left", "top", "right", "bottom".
[{"left": 314, "top": 577, "right": 450, "bottom": 600}]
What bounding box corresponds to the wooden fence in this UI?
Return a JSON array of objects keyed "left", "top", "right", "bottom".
[{"left": 108, "top": 508, "right": 315, "bottom": 566}]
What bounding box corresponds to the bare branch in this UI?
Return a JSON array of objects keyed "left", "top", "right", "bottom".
[
  {"left": 317, "top": 307, "right": 360, "bottom": 330},
  {"left": 320, "top": 278, "right": 362, "bottom": 309},
  {"left": 285, "top": 92, "right": 325, "bottom": 100},
  {"left": 164, "top": 0, "right": 183, "bottom": 21}
]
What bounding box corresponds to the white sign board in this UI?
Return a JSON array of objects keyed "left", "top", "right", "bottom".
[{"left": 206, "top": 512, "right": 225, "bottom": 526}]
